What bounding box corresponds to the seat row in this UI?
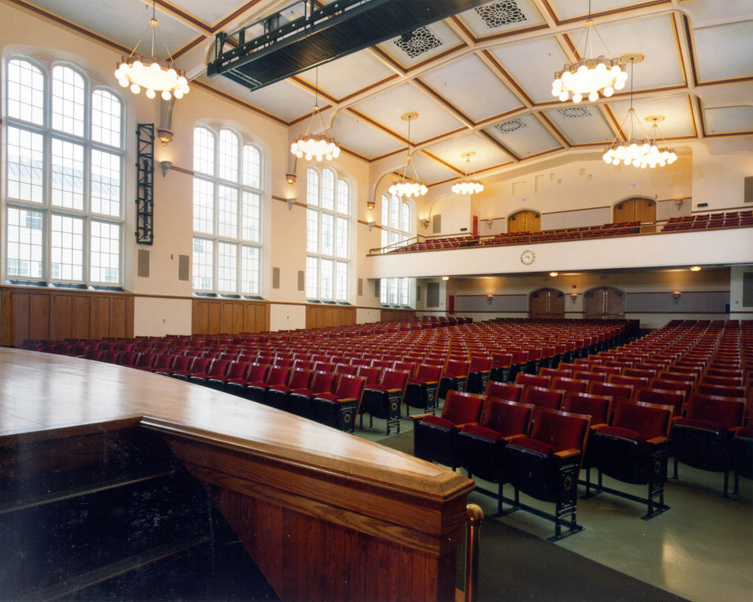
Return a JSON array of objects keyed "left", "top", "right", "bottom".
[{"left": 662, "top": 210, "right": 753, "bottom": 232}]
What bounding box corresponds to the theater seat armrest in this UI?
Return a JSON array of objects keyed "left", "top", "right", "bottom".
[
  {"left": 589, "top": 423, "right": 608, "bottom": 431},
  {"left": 554, "top": 449, "right": 581, "bottom": 460},
  {"left": 728, "top": 426, "right": 744, "bottom": 434},
  {"left": 410, "top": 413, "right": 432, "bottom": 422},
  {"left": 424, "top": 381, "right": 438, "bottom": 386},
  {"left": 503, "top": 434, "right": 526, "bottom": 442},
  {"left": 647, "top": 436, "right": 667, "bottom": 446},
  {"left": 453, "top": 422, "right": 478, "bottom": 431},
  {"left": 386, "top": 388, "right": 403, "bottom": 394},
  {"left": 337, "top": 397, "right": 356, "bottom": 405}
]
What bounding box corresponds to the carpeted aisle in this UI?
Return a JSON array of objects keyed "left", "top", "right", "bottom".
[{"left": 378, "top": 431, "right": 687, "bottom": 602}]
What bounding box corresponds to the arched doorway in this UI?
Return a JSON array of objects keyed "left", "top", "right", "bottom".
[
  {"left": 508, "top": 210, "right": 541, "bottom": 233},
  {"left": 614, "top": 198, "right": 656, "bottom": 232},
  {"left": 530, "top": 288, "right": 565, "bottom": 319},
  {"left": 585, "top": 287, "right": 626, "bottom": 319}
]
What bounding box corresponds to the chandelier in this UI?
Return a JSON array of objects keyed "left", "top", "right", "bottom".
[
  {"left": 389, "top": 113, "right": 427, "bottom": 198},
  {"left": 290, "top": 68, "right": 341, "bottom": 161},
  {"left": 114, "top": 1, "right": 189, "bottom": 101},
  {"left": 451, "top": 152, "right": 484, "bottom": 195},
  {"left": 552, "top": 1, "right": 626, "bottom": 103},
  {"left": 634, "top": 117, "right": 678, "bottom": 169}
]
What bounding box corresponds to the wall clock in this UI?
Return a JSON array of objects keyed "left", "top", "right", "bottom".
[{"left": 520, "top": 250, "right": 535, "bottom": 265}]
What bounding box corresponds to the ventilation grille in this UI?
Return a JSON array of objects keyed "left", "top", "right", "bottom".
[
  {"left": 427, "top": 282, "right": 440, "bottom": 308},
  {"left": 178, "top": 255, "right": 189, "bottom": 281},
  {"left": 358, "top": 278, "right": 363, "bottom": 297},
  {"left": 272, "top": 267, "right": 281, "bottom": 289},
  {"left": 745, "top": 176, "right": 753, "bottom": 203},
  {"left": 137, "top": 249, "right": 150, "bottom": 278},
  {"left": 432, "top": 214, "right": 441, "bottom": 234},
  {"left": 394, "top": 27, "right": 442, "bottom": 58},
  {"left": 297, "top": 270, "right": 305, "bottom": 292},
  {"left": 495, "top": 118, "right": 526, "bottom": 134},
  {"left": 474, "top": 1, "right": 526, "bottom": 28},
  {"left": 558, "top": 106, "right": 592, "bottom": 119},
  {"left": 743, "top": 272, "right": 753, "bottom": 307}
]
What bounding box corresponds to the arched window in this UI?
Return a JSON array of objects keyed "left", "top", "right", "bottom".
[
  {"left": 4, "top": 57, "right": 124, "bottom": 286},
  {"left": 380, "top": 193, "right": 414, "bottom": 307},
  {"left": 192, "top": 126, "right": 263, "bottom": 295},
  {"left": 306, "top": 167, "right": 350, "bottom": 302}
]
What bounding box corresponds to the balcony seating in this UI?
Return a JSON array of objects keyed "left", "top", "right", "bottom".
[
  {"left": 287, "top": 371, "right": 337, "bottom": 419},
  {"left": 154, "top": 354, "right": 191, "bottom": 377},
  {"left": 520, "top": 386, "right": 563, "bottom": 411},
  {"left": 437, "top": 359, "right": 470, "bottom": 400},
  {"left": 269, "top": 368, "right": 315, "bottom": 413},
  {"left": 312, "top": 374, "right": 367, "bottom": 433},
  {"left": 484, "top": 381, "right": 524, "bottom": 402},
  {"left": 359, "top": 369, "right": 410, "bottom": 434},
  {"left": 403, "top": 364, "right": 443, "bottom": 417},
  {"left": 515, "top": 373, "right": 550, "bottom": 388},
  {"left": 171, "top": 357, "right": 210, "bottom": 381},
  {"left": 244, "top": 366, "right": 290, "bottom": 404},
  {"left": 466, "top": 357, "right": 492, "bottom": 394},
  {"left": 209, "top": 361, "right": 253, "bottom": 391},
  {"left": 189, "top": 359, "right": 230, "bottom": 385},
  {"left": 551, "top": 377, "right": 588, "bottom": 394}
]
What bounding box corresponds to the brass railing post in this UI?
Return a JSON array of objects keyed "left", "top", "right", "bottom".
[{"left": 464, "top": 504, "right": 484, "bottom": 602}]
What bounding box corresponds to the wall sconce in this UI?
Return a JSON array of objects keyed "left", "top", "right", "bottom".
[
  {"left": 157, "top": 128, "right": 173, "bottom": 146},
  {"left": 487, "top": 219, "right": 493, "bottom": 229},
  {"left": 549, "top": 272, "right": 558, "bottom": 277},
  {"left": 160, "top": 160, "right": 172, "bottom": 177},
  {"left": 368, "top": 220, "right": 375, "bottom": 231},
  {"left": 286, "top": 173, "right": 297, "bottom": 186},
  {"left": 674, "top": 199, "right": 683, "bottom": 210},
  {"left": 422, "top": 218, "right": 430, "bottom": 229},
  {"left": 287, "top": 197, "right": 297, "bottom": 211},
  {"left": 570, "top": 293, "right": 577, "bottom": 305},
  {"left": 486, "top": 294, "right": 493, "bottom": 305},
  {"left": 672, "top": 291, "right": 682, "bottom": 304},
  {"left": 442, "top": 276, "right": 449, "bottom": 281},
  {"left": 367, "top": 199, "right": 375, "bottom": 211},
  {"left": 689, "top": 266, "right": 701, "bottom": 272}
]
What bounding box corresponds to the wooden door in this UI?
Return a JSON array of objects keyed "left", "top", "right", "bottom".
[
  {"left": 585, "top": 287, "right": 625, "bottom": 318},
  {"left": 614, "top": 198, "right": 656, "bottom": 231},
  {"left": 508, "top": 210, "right": 541, "bottom": 233},
  {"left": 530, "top": 288, "right": 565, "bottom": 319}
]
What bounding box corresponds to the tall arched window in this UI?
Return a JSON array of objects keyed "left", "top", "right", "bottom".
[
  {"left": 380, "top": 193, "right": 413, "bottom": 306},
  {"left": 192, "top": 126, "right": 263, "bottom": 295},
  {"left": 4, "top": 57, "right": 124, "bottom": 286},
  {"left": 306, "top": 167, "right": 350, "bottom": 302}
]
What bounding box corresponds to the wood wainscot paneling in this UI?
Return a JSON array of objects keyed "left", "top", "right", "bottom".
[
  {"left": 192, "top": 298, "right": 270, "bottom": 335},
  {"left": 306, "top": 305, "right": 357, "bottom": 329},
  {"left": 380, "top": 308, "right": 417, "bottom": 322},
  {"left": 0, "top": 286, "right": 134, "bottom": 347}
]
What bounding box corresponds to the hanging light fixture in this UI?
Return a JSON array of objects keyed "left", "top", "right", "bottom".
[
  {"left": 389, "top": 113, "right": 428, "bottom": 198},
  {"left": 635, "top": 116, "right": 678, "bottom": 169},
  {"left": 552, "top": 0, "right": 627, "bottom": 103},
  {"left": 451, "top": 152, "right": 484, "bottom": 195},
  {"left": 602, "top": 55, "right": 653, "bottom": 168},
  {"left": 290, "top": 68, "right": 340, "bottom": 161},
  {"left": 114, "top": 0, "right": 189, "bottom": 101}
]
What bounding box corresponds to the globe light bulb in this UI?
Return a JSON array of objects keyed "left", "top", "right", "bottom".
[
  {"left": 133, "top": 60, "right": 143, "bottom": 70},
  {"left": 146, "top": 89, "right": 156, "bottom": 99},
  {"left": 603, "top": 86, "right": 614, "bottom": 97},
  {"left": 588, "top": 91, "right": 598, "bottom": 102},
  {"left": 130, "top": 83, "right": 141, "bottom": 94},
  {"left": 150, "top": 62, "right": 161, "bottom": 72},
  {"left": 559, "top": 91, "right": 569, "bottom": 102},
  {"left": 161, "top": 90, "right": 171, "bottom": 101},
  {"left": 118, "top": 78, "right": 129, "bottom": 88},
  {"left": 174, "top": 89, "right": 183, "bottom": 99},
  {"left": 572, "top": 93, "right": 582, "bottom": 103}
]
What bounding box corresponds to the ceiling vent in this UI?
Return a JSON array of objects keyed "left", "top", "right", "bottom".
[
  {"left": 394, "top": 27, "right": 443, "bottom": 58},
  {"left": 474, "top": 1, "right": 526, "bottom": 28},
  {"left": 495, "top": 118, "right": 527, "bottom": 134},
  {"left": 558, "top": 106, "right": 592, "bottom": 119}
]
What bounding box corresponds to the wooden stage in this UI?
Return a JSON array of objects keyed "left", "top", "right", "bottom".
[{"left": 0, "top": 348, "right": 474, "bottom": 601}]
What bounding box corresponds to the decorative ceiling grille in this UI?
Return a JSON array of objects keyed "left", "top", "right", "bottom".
[
  {"left": 495, "top": 118, "right": 527, "bottom": 134},
  {"left": 394, "top": 27, "right": 443, "bottom": 58},
  {"left": 474, "top": 1, "right": 526, "bottom": 29},
  {"left": 558, "top": 106, "right": 593, "bottom": 119}
]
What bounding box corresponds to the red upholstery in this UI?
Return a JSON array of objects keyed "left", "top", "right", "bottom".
[
  {"left": 573, "top": 371, "right": 606, "bottom": 383},
  {"left": 635, "top": 387, "right": 684, "bottom": 416},
  {"left": 551, "top": 377, "right": 588, "bottom": 394},
  {"left": 515, "top": 373, "right": 550, "bottom": 388},
  {"left": 439, "top": 390, "right": 484, "bottom": 425},
  {"left": 613, "top": 401, "right": 672, "bottom": 440},
  {"left": 263, "top": 366, "right": 290, "bottom": 387},
  {"left": 357, "top": 366, "right": 382, "bottom": 386},
  {"left": 484, "top": 381, "right": 524, "bottom": 401},
  {"left": 673, "top": 417, "right": 725, "bottom": 433},
  {"left": 594, "top": 425, "right": 643, "bottom": 443},
  {"left": 420, "top": 415, "right": 455, "bottom": 430},
  {"left": 683, "top": 394, "right": 745, "bottom": 429},
  {"left": 696, "top": 384, "right": 745, "bottom": 398},
  {"left": 533, "top": 408, "right": 590, "bottom": 453},
  {"left": 480, "top": 398, "right": 533, "bottom": 437},
  {"left": 562, "top": 393, "right": 611, "bottom": 426},
  {"left": 460, "top": 424, "right": 503, "bottom": 442},
  {"left": 588, "top": 381, "right": 634, "bottom": 400},
  {"left": 521, "top": 386, "right": 562, "bottom": 410},
  {"left": 507, "top": 437, "right": 555, "bottom": 457},
  {"left": 410, "top": 364, "right": 442, "bottom": 384}
]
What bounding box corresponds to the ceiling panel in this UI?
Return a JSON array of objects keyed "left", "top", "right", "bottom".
[
  {"left": 455, "top": 0, "right": 546, "bottom": 38},
  {"left": 547, "top": 0, "right": 658, "bottom": 21},
  {"left": 419, "top": 54, "right": 524, "bottom": 123},
  {"left": 296, "top": 50, "right": 396, "bottom": 101},
  {"left": 489, "top": 36, "right": 570, "bottom": 104},
  {"left": 485, "top": 113, "right": 562, "bottom": 157},
  {"left": 605, "top": 95, "right": 695, "bottom": 138},
  {"left": 330, "top": 111, "right": 405, "bottom": 159},
  {"left": 350, "top": 83, "right": 466, "bottom": 143},
  {"left": 410, "top": 152, "right": 458, "bottom": 185},
  {"left": 376, "top": 20, "right": 463, "bottom": 69},
  {"left": 423, "top": 133, "right": 512, "bottom": 171},
  {"left": 694, "top": 22, "right": 753, "bottom": 83},
  {"left": 172, "top": 0, "right": 253, "bottom": 26},
  {"left": 544, "top": 105, "right": 616, "bottom": 145},
  {"left": 704, "top": 107, "right": 753, "bottom": 135}
]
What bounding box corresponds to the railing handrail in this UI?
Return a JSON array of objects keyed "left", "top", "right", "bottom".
[{"left": 464, "top": 504, "right": 484, "bottom": 602}]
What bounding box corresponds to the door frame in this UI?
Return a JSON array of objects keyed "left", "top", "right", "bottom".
[{"left": 583, "top": 286, "right": 626, "bottom": 318}]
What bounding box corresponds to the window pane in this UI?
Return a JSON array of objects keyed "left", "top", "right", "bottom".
[
  {"left": 242, "top": 191, "right": 261, "bottom": 243},
  {"left": 193, "top": 127, "right": 215, "bottom": 176},
  {"left": 193, "top": 178, "right": 214, "bottom": 234},
  {"left": 381, "top": 194, "right": 389, "bottom": 226},
  {"left": 192, "top": 238, "right": 213, "bottom": 291},
  {"left": 336, "top": 179, "right": 349, "bottom": 215},
  {"left": 91, "top": 149, "right": 121, "bottom": 217},
  {"left": 400, "top": 202, "right": 411, "bottom": 233},
  {"left": 307, "top": 168, "right": 319, "bottom": 207},
  {"left": 320, "top": 213, "right": 334, "bottom": 256},
  {"left": 335, "top": 216, "right": 348, "bottom": 259},
  {"left": 320, "top": 259, "right": 333, "bottom": 300},
  {"left": 399, "top": 278, "right": 409, "bottom": 306},
  {"left": 389, "top": 231, "right": 398, "bottom": 246},
  {"left": 91, "top": 90, "right": 122, "bottom": 147},
  {"left": 389, "top": 195, "right": 399, "bottom": 229},
  {"left": 218, "top": 185, "right": 238, "bottom": 238},
  {"left": 7, "top": 127, "right": 44, "bottom": 203},
  {"left": 388, "top": 278, "right": 398, "bottom": 305},
  {"left": 51, "top": 138, "right": 85, "bottom": 210},
  {"left": 52, "top": 65, "right": 85, "bottom": 137},
  {"left": 90, "top": 221, "right": 120, "bottom": 284},
  {"left": 50, "top": 214, "right": 84, "bottom": 281},
  {"left": 381, "top": 229, "right": 388, "bottom": 249},
  {"left": 7, "top": 59, "right": 44, "bottom": 125},
  {"left": 6, "top": 207, "right": 43, "bottom": 278},
  {"left": 218, "top": 130, "right": 239, "bottom": 183},
  {"left": 217, "top": 241, "right": 238, "bottom": 293},
  {"left": 242, "top": 145, "right": 261, "bottom": 189},
  {"left": 321, "top": 169, "right": 335, "bottom": 211},
  {"left": 306, "top": 209, "right": 318, "bottom": 253},
  {"left": 306, "top": 256, "right": 318, "bottom": 299},
  {"left": 380, "top": 279, "right": 387, "bottom": 304},
  {"left": 241, "top": 245, "right": 260, "bottom": 295},
  {"left": 335, "top": 262, "right": 348, "bottom": 302}
]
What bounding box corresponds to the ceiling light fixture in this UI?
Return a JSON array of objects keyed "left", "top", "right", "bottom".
[
  {"left": 602, "top": 55, "right": 653, "bottom": 167},
  {"left": 689, "top": 266, "right": 701, "bottom": 272},
  {"left": 389, "top": 113, "right": 427, "bottom": 198},
  {"left": 552, "top": 0, "right": 626, "bottom": 103},
  {"left": 451, "top": 152, "right": 484, "bottom": 195},
  {"left": 635, "top": 116, "right": 678, "bottom": 169},
  {"left": 290, "top": 68, "right": 340, "bottom": 162},
  {"left": 114, "top": 0, "right": 189, "bottom": 101}
]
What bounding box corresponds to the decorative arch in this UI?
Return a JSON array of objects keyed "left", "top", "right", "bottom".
[
  {"left": 529, "top": 287, "right": 565, "bottom": 319},
  {"left": 508, "top": 209, "right": 541, "bottom": 233},
  {"left": 613, "top": 196, "right": 656, "bottom": 230},
  {"left": 584, "top": 286, "right": 626, "bottom": 319}
]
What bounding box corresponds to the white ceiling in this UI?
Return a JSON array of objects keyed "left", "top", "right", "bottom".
[{"left": 17, "top": 0, "right": 753, "bottom": 185}]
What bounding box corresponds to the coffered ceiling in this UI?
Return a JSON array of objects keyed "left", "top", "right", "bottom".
[{"left": 7, "top": 0, "right": 752, "bottom": 186}]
